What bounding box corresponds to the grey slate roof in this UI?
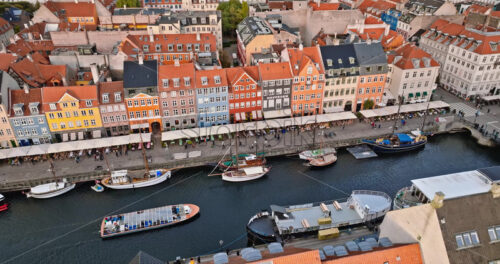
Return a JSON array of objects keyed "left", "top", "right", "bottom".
[
  {"left": 237, "top": 16, "right": 273, "bottom": 46},
  {"left": 405, "top": 0, "right": 444, "bottom": 15},
  {"left": 320, "top": 44, "right": 359, "bottom": 70},
  {"left": 436, "top": 191, "right": 500, "bottom": 264},
  {"left": 123, "top": 60, "right": 158, "bottom": 89},
  {"left": 113, "top": 8, "right": 169, "bottom": 15},
  {"left": 156, "top": 10, "right": 221, "bottom": 26},
  {"left": 353, "top": 42, "right": 387, "bottom": 66}
]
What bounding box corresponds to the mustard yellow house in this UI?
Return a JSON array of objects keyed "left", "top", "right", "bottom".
[
  {"left": 42, "top": 85, "right": 103, "bottom": 141},
  {"left": 236, "top": 16, "right": 276, "bottom": 66}
]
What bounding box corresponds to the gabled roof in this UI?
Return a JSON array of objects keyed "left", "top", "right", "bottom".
[
  {"left": 320, "top": 44, "right": 359, "bottom": 70},
  {"left": 464, "top": 4, "right": 491, "bottom": 16},
  {"left": 9, "top": 88, "right": 43, "bottom": 116},
  {"left": 379, "top": 204, "right": 450, "bottom": 264},
  {"left": 7, "top": 38, "right": 54, "bottom": 57},
  {"left": 11, "top": 58, "right": 67, "bottom": 88},
  {"left": 388, "top": 43, "right": 439, "bottom": 70},
  {"left": 258, "top": 62, "right": 293, "bottom": 80},
  {"left": 45, "top": 1, "right": 97, "bottom": 18},
  {"left": 123, "top": 60, "right": 158, "bottom": 88},
  {"left": 194, "top": 68, "right": 227, "bottom": 88},
  {"left": 0, "top": 17, "right": 12, "bottom": 35},
  {"left": 120, "top": 33, "right": 217, "bottom": 56},
  {"left": 358, "top": 0, "right": 396, "bottom": 17},
  {"left": 98, "top": 81, "right": 124, "bottom": 104},
  {"left": 157, "top": 62, "right": 195, "bottom": 90},
  {"left": 18, "top": 22, "right": 47, "bottom": 41},
  {"left": 225, "top": 66, "right": 259, "bottom": 86},
  {"left": 41, "top": 85, "right": 98, "bottom": 111},
  {"left": 287, "top": 46, "right": 324, "bottom": 75}
]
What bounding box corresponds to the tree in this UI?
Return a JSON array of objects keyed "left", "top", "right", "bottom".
[
  {"left": 363, "top": 99, "right": 375, "bottom": 110},
  {"left": 116, "top": 0, "right": 140, "bottom": 8},
  {"left": 217, "top": 0, "right": 249, "bottom": 37}
]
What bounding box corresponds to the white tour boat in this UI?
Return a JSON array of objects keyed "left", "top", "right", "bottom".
[
  {"left": 101, "top": 169, "right": 171, "bottom": 190},
  {"left": 26, "top": 179, "right": 76, "bottom": 199}
]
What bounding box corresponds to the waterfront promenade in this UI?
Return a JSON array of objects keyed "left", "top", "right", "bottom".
[{"left": 0, "top": 114, "right": 455, "bottom": 192}]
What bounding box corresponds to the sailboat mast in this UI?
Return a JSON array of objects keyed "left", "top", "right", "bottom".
[
  {"left": 102, "top": 148, "right": 111, "bottom": 172},
  {"left": 392, "top": 91, "right": 404, "bottom": 134},
  {"left": 140, "top": 128, "right": 149, "bottom": 173},
  {"left": 235, "top": 125, "right": 239, "bottom": 169},
  {"left": 313, "top": 111, "right": 317, "bottom": 147},
  {"left": 421, "top": 100, "right": 431, "bottom": 132}
]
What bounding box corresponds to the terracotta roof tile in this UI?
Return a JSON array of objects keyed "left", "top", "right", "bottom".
[
  {"left": 464, "top": 4, "right": 491, "bottom": 16},
  {"left": 7, "top": 38, "right": 54, "bottom": 57},
  {"left": 323, "top": 244, "right": 423, "bottom": 264},
  {"left": 0, "top": 17, "right": 12, "bottom": 35},
  {"left": 225, "top": 66, "right": 259, "bottom": 85},
  {"left": 358, "top": 0, "right": 396, "bottom": 17},
  {"left": 287, "top": 46, "right": 324, "bottom": 75},
  {"left": 308, "top": 1, "right": 340, "bottom": 11},
  {"left": 9, "top": 88, "right": 43, "bottom": 116},
  {"left": 258, "top": 62, "right": 293, "bottom": 80},
  {"left": 98, "top": 81, "right": 124, "bottom": 104},
  {"left": 157, "top": 63, "right": 195, "bottom": 90},
  {"left": 11, "top": 58, "right": 67, "bottom": 88},
  {"left": 248, "top": 250, "right": 322, "bottom": 264},
  {"left": 194, "top": 68, "right": 227, "bottom": 87},
  {"left": 0, "top": 54, "right": 17, "bottom": 71},
  {"left": 388, "top": 43, "right": 440, "bottom": 69},
  {"left": 268, "top": 1, "right": 293, "bottom": 10},
  {"left": 45, "top": 1, "right": 97, "bottom": 18},
  {"left": 120, "top": 33, "right": 217, "bottom": 56},
  {"left": 41, "top": 85, "right": 98, "bottom": 111}
]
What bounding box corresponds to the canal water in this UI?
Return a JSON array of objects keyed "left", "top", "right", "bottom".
[{"left": 1, "top": 133, "right": 499, "bottom": 264}]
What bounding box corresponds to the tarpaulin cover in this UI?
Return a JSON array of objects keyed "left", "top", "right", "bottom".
[{"left": 396, "top": 133, "right": 412, "bottom": 143}]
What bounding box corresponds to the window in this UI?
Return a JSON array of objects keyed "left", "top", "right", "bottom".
[
  {"left": 102, "top": 93, "right": 109, "bottom": 103},
  {"left": 86, "top": 100, "right": 92, "bottom": 107},
  {"left": 456, "top": 231, "right": 480, "bottom": 249},
  {"left": 115, "top": 93, "right": 121, "bottom": 102},
  {"left": 488, "top": 226, "right": 500, "bottom": 242},
  {"left": 50, "top": 104, "right": 56, "bottom": 110}
]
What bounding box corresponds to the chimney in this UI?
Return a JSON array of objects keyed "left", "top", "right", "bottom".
[
  {"left": 91, "top": 0, "right": 95, "bottom": 3},
  {"left": 24, "top": 23, "right": 29, "bottom": 29},
  {"left": 28, "top": 32, "right": 33, "bottom": 40},
  {"left": 74, "top": 0, "right": 78, "bottom": 3},
  {"left": 196, "top": 32, "right": 200, "bottom": 41},
  {"left": 124, "top": 4, "right": 127, "bottom": 9},
  {"left": 491, "top": 183, "right": 500, "bottom": 199},
  {"left": 90, "top": 63, "right": 99, "bottom": 84},
  {"left": 138, "top": 53, "right": 144, "bottom": 65},
  {"left": 299, "top": 43, "right": 303, "bottom": 50},
  {"left": 149, "top": 33, "right": 154, "bottom": 42},
  {"left": 174, "top": 59, "right": 180, "bottom": 67},
  {"left": 23, "top": 83, "right": 29, "bottom": 94},
  {"left": 106, "top": 76, "right": 112, "bottom": 82},
  {"left": 431, "top": 191, "right": 445, "bottom": 209},
  {"left": 62, "top": 76, "right": 68, "bottom": 86},
  {"left": 26, "top": 54, "right": 33, "bottom": 62},
  {"left": 29, "top": 21, "right": 33, "bottom": 26}
]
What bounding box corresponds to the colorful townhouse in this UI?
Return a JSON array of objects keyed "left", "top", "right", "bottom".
[
  {"left": 258, "top": 62, "right": 293, "bottom": 119},
  {"left": 158, "top": 62, "right": 197, "bottom": 130},
  {"left": 195, "top": 68, "right": 229, "bottom": 127},
  {"left": 123, "top": 59, "right": 162, "bottom": 133},
  {"left": 119, "top": 33, "right": 217, "bottom": 65},
  {"left": 320, "top": 44, "right": 359, "bottom": 113},
  {"left": 0, "top": 71, "right": 19, "bottom": 148},
  {"left": 42, "top": 85, "right": 103, "bottom": 142},
  {"left": 98, "top": 81, "right": 130, "bottom": 137},
  {"left": 33, "top": 0, "right": 101, "bottom": 30},
  {"left": 236, "top": 16, "right": 275, "bottom": 66},
  {"left": 353, "top": 42, "right": 388, "bottom": 111},
  {"left": 226, "top": 66, "right": 263, "bottom": 122},
  {"left": 9, "top": 88, "right": 51, "bottom": 146},
  {"left": 284, "top": 46, "right": 325, "bottom": 116}
]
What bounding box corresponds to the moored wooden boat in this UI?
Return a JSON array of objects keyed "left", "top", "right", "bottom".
[
  {"left": 222, "top": 166, "right": 271, "bottom": 182},
  {"left": 100, "top": 204, "right": 200, "bottom": 238},
  {"left": 0, "top": 194, "right": 8, "bottom": 212},
  {"left": 218, "top": 154, "right": 266, "bottom": 171},
  {"left": 363, "top": 133, "right": 427, "bottom": 154},
  {"left": 308, "top": 153, "right": 337, "bottom": 167},
  {"left": 26, "top": 179, "right": 76, "bottom": 199},
  {"left": 101, "top": 169, "right": 171, "bottom": 190}
]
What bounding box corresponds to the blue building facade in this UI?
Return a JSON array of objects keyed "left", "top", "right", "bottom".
[
  {"left": 381, "top": 9, "right": 401, "bottom": 31},
  {"left": 9, "top": 88, "right": 51, "bottom": 146},
  {"left": 195, "top": 68, "right": 229, "bottom": 127}
]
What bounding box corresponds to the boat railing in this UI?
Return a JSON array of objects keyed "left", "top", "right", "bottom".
[
  {"left": 393, "top": 186, "right": 423, "bottom": 210},
  {"left": 248, "top": 211, "right": 269, "bottom": 225},
  {"left": 353, "top": 190, "right": 392, "bottom": 202},
  {"left": 286, "top": 198, "right": 349, "bottom": 211}
]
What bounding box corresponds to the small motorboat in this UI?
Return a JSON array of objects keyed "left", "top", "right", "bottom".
[
  {"left": 222, "top": 166, "right": 270, "bottom": 182},
  {"left": 0, "top": 194, "right": 8, "bottom": 212},
  {"left": 26, "top": 179, "right": 76, "bottom": 199},
  {"left": 91, "top": 180, "right": 105, "bottom": 192}
]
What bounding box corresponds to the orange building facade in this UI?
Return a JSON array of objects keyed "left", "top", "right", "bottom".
[
  {"left": 226, "top": 66, "right": 263, "bottom": 122},
  {"left": 287, "top": 46, "right": 325, "bottom": 115}
]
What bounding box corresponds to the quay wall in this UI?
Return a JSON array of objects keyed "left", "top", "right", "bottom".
[{"left": 0, "top": 121, "right": 469, "bottom": 192}]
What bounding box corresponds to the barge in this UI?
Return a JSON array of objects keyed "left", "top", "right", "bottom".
[
  {"left": 100, "top": 204, "right": 199, "bottom": 238},
  {"left": 247, "top": 190, "right": 391, "bottom": 242}
]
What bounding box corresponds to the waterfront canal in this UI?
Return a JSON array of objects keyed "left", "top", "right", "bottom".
[{"left": 0, "top": 133, "right": 499, "bottom": 264}]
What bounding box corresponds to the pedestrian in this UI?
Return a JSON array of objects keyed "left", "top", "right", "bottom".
[
  {"left": 378, "top": 124, "right": 381, "bottom": 129},
  {"left": 264, "top": 140, "right": 268, "bottom": 147},
  {"left": 184, "top": 144, "right": 188, "bottom": 150},
  {"left": 488, "top": 108, "right": 491, "bottom": 113},
  {"left": 115, "top": 151, "right": 119, "bottom": 157},
  {"left": 222, "top": 141, "right": 225, "bottom": 148}
]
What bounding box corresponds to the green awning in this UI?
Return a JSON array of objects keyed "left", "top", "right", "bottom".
[
  {"left": 423, "top": 91, "right": 428, "bottom": 96},
  {"left": 408, "top": 93, "right": 414, "bottom": 98},
  {"left": 416, "top": 92, "right": 421, "bottom": 97}
]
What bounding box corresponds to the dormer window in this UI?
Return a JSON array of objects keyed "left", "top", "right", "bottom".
[
  {"left": 349, "top": 57, "right": 355, "bottom": 64},
  {"left": 205, "top": 44, "right": 210, "bottom": 52},
  {"left": 201, "top": 77, "right": 208, "bottom": 85},
  {"left": 162, "top": 79, "right": 169, "bottom": 87},
  {"left": 186, "top": 44, "right": 192, "bottom": 51},
  {"left": 49, "top": 103, "right": 56, "bottom": 110},
  {"left": 173, "top": 78, "right": 180, "bottom": 87},
  {"left": 177, "top": 44, "right": 183, "bottom": 51},
  {"left": 86, "top": 100, "right": 92, "bottom": 107},
  {"left": 338, "top": 58, "right": 342, "bottom": 64},
  {"left": 155, "top": 44, "right": 162, "bottom": 52},
  {"left": 13, "top": 105, "right": 23, "bottom": 116},
  {"left": 184, "top": 77, "right": 191, "bottom": 86},
  {"left": 143, "top": 45, "right": 149, "bottom": 52},
  {"left": 102, "top": 93, "right": 109, "bottom": 103},
  {"left": 168, "top": 44, "right": 174, "bottom": 51},
  {"left": 307, "top": 66, "right": 313, "bottom": 74},
  {"left": 29, "top": 103, "right": 39, "bottom": 114},
  {"left": 114, "top": 92, "right": 121, "bottom": 102},
  {"left": 214, "top": 76, "right": 221, "bottom": 84}
]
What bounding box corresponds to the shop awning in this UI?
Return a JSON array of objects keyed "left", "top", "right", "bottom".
[
  {"left": 423, "top": 91, "right": 428, "bottom": 96},
  {"left": 416, "top": 92, "right": 421, "bottom": 97},
  {"left": 408, "top": 93, "right": 414, "bottom": 98}
]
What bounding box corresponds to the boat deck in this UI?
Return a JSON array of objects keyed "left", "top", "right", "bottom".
[
  {"left": 347, "top": 145, "right": 378, "bottom": 159},
  {"left": 101, "top": 204, "right": 198, "bottom": 238}
]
